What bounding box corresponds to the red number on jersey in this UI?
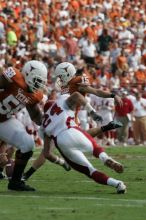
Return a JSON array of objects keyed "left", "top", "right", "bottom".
[
  {"left": 50, "top": 103, "right": 63, "bottom": 116},
  {"left": 42, "top": 103, "right": 63, "bottom": 128}
]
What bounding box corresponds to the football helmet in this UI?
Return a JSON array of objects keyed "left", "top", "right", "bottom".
[
  {"left": 54, "top": 62, "right": 76, "bottom": 87},
  {"left": 22, "top": 60, "right": 48, "bottom": 92}
]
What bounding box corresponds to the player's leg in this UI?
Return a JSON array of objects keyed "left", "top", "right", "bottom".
[
  {"left": 56, "top": 132, "right": 126, "bottom": 193},
  {"left": 87, "top": 121, "right": 123, "bottom": 138},
  {"left": 43, "top": 145, "right": 71, "bottom": 171},
  {"left": 58, "top": 128, "right": 124, "bottom": 173},
  {"left": 90, "top": 130, "right": 124, "bottom": 173},
  {"left": 22, "top": 149, "right": 46, "bottom": 180},
  {"left": 0, "top": 118, "right": 35, "bottom": 191},
  {"left": 22, "top": 150, "right": 70, "bottom": 181},
  {"left": 73, "top": 127, "right": 124, "bottom": 173},
  {"left": 23, "top": 143, "right": 70, "bottom": 181}
]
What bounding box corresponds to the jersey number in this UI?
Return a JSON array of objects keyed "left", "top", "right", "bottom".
[
  {"left": 82, "top": 74, "right": 90, "bottom": 84},
  {"left": 42, "top": 103, "right": 63, "bottom": 128},
  {"left": 0, "top": 95, "right": 24, "bottom": 118}
]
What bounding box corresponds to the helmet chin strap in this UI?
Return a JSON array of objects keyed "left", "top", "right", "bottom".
[
  {"left": 26, "top": 81, "right": 35, "bottom": 93},
  {"left": 27, "top": 86, "right": 34, "bottom": 93}
]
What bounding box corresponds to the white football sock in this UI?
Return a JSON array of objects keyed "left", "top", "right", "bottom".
[
  {"left": 107, "top": 178, "right": 121, "bottom": 187},
  {"left": 99, "top": 152, "right": 109, "bottom": 163}
]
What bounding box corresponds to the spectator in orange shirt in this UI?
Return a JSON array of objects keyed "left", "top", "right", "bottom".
[
  {"left": 69, "top": 0, "right": 80, "bottom": 12},
  {"left": 116, "top": 48, "right": 129, "bottom": 75},
  {"left": 134, "top": 65, "right": 146, "bottom": 86}
]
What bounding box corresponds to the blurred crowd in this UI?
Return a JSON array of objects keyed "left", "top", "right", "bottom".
[{"left": 0, "top": 0, "right": 146, "bottom": 146}]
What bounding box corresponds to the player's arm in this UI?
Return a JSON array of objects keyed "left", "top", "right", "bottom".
[
  {"left": 66, "top": 91, "right": 103, "bottom": 122},
  {"left": 78, "top": 85, "right": 123, "bottom": 107},
  {"left": 26, "top": 104, "right": 43, "bottom": 126}
]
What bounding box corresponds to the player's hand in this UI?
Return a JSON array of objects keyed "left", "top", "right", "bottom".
[{"left": 90, "top": 111, "right": 103, "bottom": 123}]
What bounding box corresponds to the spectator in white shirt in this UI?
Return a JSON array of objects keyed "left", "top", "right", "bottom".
[
  {"left": 103, "top": 0, "right": 112, "bottom": 11},
  {"left": 37, "top": 38, "right": 50, "bottom": 56},
  {"left": 118, "top": 26, "right": 134, "bottom": 45},
  {"left": 82, "top": 39, "right": 97, "bottom": 65},
  {"left": 128, "top": 47, "right": 141, "bottom": 70}
]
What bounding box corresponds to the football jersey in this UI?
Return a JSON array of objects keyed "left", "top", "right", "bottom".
[
  {"left": 65, "top": 73, "right": 91, "bottom": 124},
  {"left": 68, "top": 73, "right": 91, "bottom": 95},
  {"left": 42, "top": 94, "right": 76, "bottom": 137},
  {"left": 0, "top": 67, "right": 43, "bottom": 122}
]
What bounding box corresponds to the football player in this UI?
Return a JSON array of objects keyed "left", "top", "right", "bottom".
[
  {"left": 0, "top": 60, "right": 48, "bottom": 191},
  {"left": 55, "top": 62, "right": 123, "bottom": 105},
  {"left": 42, "top": 91, "right": 126, "bottom": 194},
  {"left": 55, "top": 62, "right": 123, "bottom": 129}
]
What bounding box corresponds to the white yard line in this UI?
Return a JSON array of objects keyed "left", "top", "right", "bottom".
[
  {"left": 0, "top": 194, "right": 146, "bottom": 205},
  {"left": 27, "top": 179, "right": 146, "bottom": 184},
  {"left": 95, "top": 203, "right": 144, "bottom": 208},
  {"left": 39, "top": 207, "right": 77, "bottom": 210}
]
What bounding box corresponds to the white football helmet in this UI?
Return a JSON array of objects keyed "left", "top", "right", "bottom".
[
  {"left": 54, "top": 62, "right": 76, "bottom": 87},
  {"left": 22, "top": 60, "right": 48, "bottom": 92}
]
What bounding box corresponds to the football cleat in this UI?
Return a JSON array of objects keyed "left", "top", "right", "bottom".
[
  {"left": 116, "top": 182, "right": 127, "bottom": 194},
  {"left": 62, "top": 161, "right": 71, "bottom": 171},
  {"left": 104, "top": 158, "right": 124, "bottom": 173},
  {"left": 101, "top": 120, "right": 123, "bottom": 132},
  {"left": 108, "top": 120, "right": 123, "bottom": 129},
  {"left": 8, "top": 180, "right": 36, "bottom": 191}
]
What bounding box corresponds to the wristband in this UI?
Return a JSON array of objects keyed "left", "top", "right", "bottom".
[{"left": 110, "top": 93, "right": 115, "bottom": 98}]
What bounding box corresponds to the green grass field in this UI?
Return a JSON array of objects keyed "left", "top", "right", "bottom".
[{"left": 0, "top": 146, "right": 146, "bottom": 220}]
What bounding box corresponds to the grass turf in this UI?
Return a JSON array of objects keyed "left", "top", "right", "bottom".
[{"left": 0, "top": 146, "right": 146, "bottom": 220}]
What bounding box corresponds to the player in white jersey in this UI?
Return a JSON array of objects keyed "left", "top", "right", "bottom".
[{"left": 42, "top": 92, "right": 126, "bottom": 194}]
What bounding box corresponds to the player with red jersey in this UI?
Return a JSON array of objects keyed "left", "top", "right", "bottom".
[{"left": 0, "top": 60, "right": 48, "bottom": 191}]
